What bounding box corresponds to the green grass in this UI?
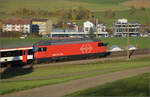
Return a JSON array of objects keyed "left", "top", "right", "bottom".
[
  {"left": 67, "top": 73, "right": 150, "bottom": 96},
  {"left": 0, "top": 38, "right": 52, "bottom": 48},
  {"left": 93, "top": 8, "right": 150, "bottom": 26},
  {"left": 1, "top": 57, "right": 149, "bottom": 95},
  {"left": 100, "top": 37, "right": 150, "bottom": 49},
  {"left": 0, "top": 0, "right": 129, "bottom": 13}
]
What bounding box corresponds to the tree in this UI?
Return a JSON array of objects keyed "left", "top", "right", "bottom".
[
  {"left": 129, "top": 6, "right": 136, "bottom": 15},
  {"left": 46, "top": 19, "right": 52, "bottom": 35},
  {"left": 88, "top": 12, "right": 93, "bottom": 20},
  {"left": 140, "top": 7, "right": 145, "bottom": 11},
  {"left": 104, "top": 9, "right": 115, "bottom": 18},
  {"left": 71, "top": 9, "right": 77, "bottom": 20},
  {"left": 53, "top": 6, "right": 57, "bottom": 16},
  {"left": 77, "top": 6, "right": 90, "bottom": 20},
  {"left": 106, "top": 27, "right": 113, "bottom": 35},
  {"left": 88, "top": 27, "right": 95, "bottom": 38},
  {"left": 139, "top": 24, "right": 147, "bottom": 35}
]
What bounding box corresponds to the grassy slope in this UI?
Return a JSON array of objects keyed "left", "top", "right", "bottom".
[
  {"left": 67, "top": 73, "right": 149, "bottom": 96},
  {"left": 0, "top": 0, "right": 129, "bottom": 12},
  {"left": 0, "top": 0, "right": 149, "bottom": 28},
  {"left": 1, "top": 57, "right": 149, "bottom": 94},
  {"left": 100, "top": 37, "right": 150, "bottom": 49},
  {"left": 0, "top": 37, "right": 149, "bottom": 49},
  {"left": 94, "top": 8, "right": 150, "bottom": 26},
  {"left": 0, "top": 0, "right": 129, "bottom": 28},
  {"left": 123, "top": 0, "right": 150, "bottom": 8}
]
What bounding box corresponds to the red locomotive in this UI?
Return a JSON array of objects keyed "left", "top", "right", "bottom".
[{"left": 33, "top": 38, "right": 106, "bottom": 62}]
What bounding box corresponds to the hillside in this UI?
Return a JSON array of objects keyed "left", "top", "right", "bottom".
[
  {"left": 123, "top": 0, "right": 150, "bottom": 8},
  {"left": 0, "top": 0, "right": 129, "bottom": 13},
  {"left": 0, "top": 0, "right": 149, "bottom": 28}
]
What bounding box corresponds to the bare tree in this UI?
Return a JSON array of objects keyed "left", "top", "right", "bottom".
[{"left": 88, "top": 27, "right": 95, "bottom": 38}]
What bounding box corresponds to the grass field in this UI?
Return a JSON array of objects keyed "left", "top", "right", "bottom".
[
  {"left": 66, "top": 72, "right": 149, "bottom": 96},
  {"left": 1, "top": 57, "right": 149, "bottom": 95},
  {"left": 123, "top": 0, "right": 150, "bottom": 8},
  {"left": 93, "top": 8, "right": 150, "bottom": 26},
  {"left": 0, "top": 37, "right": 149, "bottom": 49},
  {"left": 100, "top": 37, "right": 150, "bottom": 49},
  {"left": 0, "top": 0, "right": 129, "bottom": 12}
]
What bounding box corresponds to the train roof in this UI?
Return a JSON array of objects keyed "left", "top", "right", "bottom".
[
  {"left": 34, "top": 38, "right": 101, "bottom": 46},
  {"left": 0, "top": 43, "right": 33, "bottom": 50}
]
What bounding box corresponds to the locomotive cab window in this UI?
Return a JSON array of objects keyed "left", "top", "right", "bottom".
[
  {"left": 38, "top": 47, "right": 47, "bottom": 52},
  {"left": 43, "top": 48, "right": 47, "bottom": 51},
  {"left": 98, "top": 43, "right": 104, "bottom": 47},
  {"left": 38, "top": 48, "right": 42, "bottom": 52}
]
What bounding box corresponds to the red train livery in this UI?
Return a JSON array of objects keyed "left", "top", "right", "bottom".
[{"left": 33, "top": 38, "right": 106, "bottom": 62}]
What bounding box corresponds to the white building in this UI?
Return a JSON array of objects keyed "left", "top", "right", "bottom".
[
  {"left": 2, "top": 18, "right": 32, "bottom": 33},
  {"left": 83, "top": 20, "right": 108, "bottom": 37},
  {"left": 97, "top": 23, "right": 106, "bottom": 33},
  {"left": 113, "top": 18, "right": 141, "bottom": 37},
  {"left": 83, "top": 21, "right": 95, "bottom": 33}
]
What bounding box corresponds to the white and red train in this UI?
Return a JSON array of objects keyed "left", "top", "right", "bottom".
[
  {"left": 0, "top": 38, "right": 106, "bottom": 65},
  {"left": 0, "top": 46, "right": 33, "bottom": 64}
]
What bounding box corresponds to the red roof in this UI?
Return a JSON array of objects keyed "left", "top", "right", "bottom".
[{"left": 2, "top": 18, "right": 31, "bottom": 24}]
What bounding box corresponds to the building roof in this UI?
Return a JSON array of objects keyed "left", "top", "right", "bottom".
[
  {"left": 32, "top": 18, "right": 48, "bottom": 22},
  {"left": 2, "top": 18, "right": 31, "bottom": 24},
  {"left": 34, "top": 38, "right": 100, "bottom": 46},
  {"left": 85, "top": 20, "right": 104, "bottom": 25}
]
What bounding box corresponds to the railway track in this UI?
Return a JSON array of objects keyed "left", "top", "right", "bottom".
[
  {"left": 107, "top": 48, "right": 150, "bottom": 57},
  {"left": 31, "top": 48, "right": 150, "bottom": 68}
]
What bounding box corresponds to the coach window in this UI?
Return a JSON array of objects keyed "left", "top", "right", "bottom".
[
  {"left": 98, "top": 43, "right": 104, "bottom": 47},
  {"left": 23, "top": 51, "right": 27, "bottom": 55},
  {"left": 28, "top": 49, "right": 33, "bottom": 55}
]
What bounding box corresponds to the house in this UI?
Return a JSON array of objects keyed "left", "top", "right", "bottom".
[
  {"left": 83, "top": 21, "right": 95, "bottom": 33},
  {"left": 62, "top": 22, "right": 79, "bottom": 32},
  {"left": 2, "top": 18, "right": 32, "bottom": 33},
  {"left": 113, "top": 19, "right": 141, "bottom": 37},
  {"left": 97, "top": 23, "right": 106, "bottom": 33},
  {"left": 32, "top": 19, "right": 52, "bottom": 35},
  {"left": 83, "top": 20, "right": 108, "bottom": 37}
]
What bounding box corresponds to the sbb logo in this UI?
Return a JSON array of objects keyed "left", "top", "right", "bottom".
[{"left": 80, "top": 44, "right": 93, "bottom": 54}]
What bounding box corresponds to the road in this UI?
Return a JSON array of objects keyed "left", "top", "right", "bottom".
[{"left": 2, "top": 67, "right": 150, "bottom": 97}]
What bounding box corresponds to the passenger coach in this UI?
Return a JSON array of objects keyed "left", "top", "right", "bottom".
[{"left": 0, "top": 46, "right": 33, "bottom": 65}]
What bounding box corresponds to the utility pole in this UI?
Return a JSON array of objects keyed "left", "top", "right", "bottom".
[
  {"left": 127, "top": 23, "right": 130, "bottom": 59},
  {"left": 96, "top": 18, "right": 98, "bottom": 38}
]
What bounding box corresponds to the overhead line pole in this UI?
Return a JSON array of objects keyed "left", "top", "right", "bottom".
[
  {"left": 127, "top": 23, "right": 130, "bottom": 59},
  {"left": 96, "top": 18, "right": 98, "bottom": 39}
]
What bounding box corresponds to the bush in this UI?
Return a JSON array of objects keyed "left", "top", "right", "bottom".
[{"left": 0, "top": 32, "right": 23, "bottom": 37}]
